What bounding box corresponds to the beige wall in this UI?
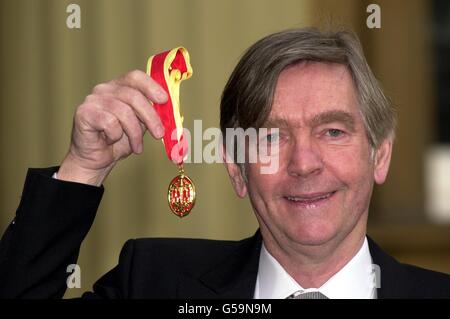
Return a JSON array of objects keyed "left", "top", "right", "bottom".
[{"left": 0, "top": 0, "right": 448, "bottom": 298}]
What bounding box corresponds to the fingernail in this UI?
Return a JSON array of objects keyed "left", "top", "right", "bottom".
[
  {"left": 156, "top": 125, "right": 165, "bottom": 138},
  {"left": 137, "top": 144, "right": 143, "bottom": 154},
  {"left": 157, "top": 89, "right": 167, "bottom": 102}
]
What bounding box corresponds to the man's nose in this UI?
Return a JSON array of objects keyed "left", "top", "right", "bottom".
[{"left": 287, "top": 137, "right": 324, "bottom": 178}]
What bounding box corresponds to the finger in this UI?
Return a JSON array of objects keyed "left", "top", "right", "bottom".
[
  {"left": 91, "top": 96, "right": 145, "bottom": 154},
  {"left": 92, "top": 82, "right": 114, "bottom": 94},
  {"left": 76, "top": 103, "right": 124, "bottom": 145},
  {"left": 115, "top": 69, "right": 168, "bottom": 104},
  {"left": 105, "top": 86, "right": 165, "bottom": 140}
]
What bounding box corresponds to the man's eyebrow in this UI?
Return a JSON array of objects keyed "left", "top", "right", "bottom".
[
  {"left": 310, "top": 110, "right": 356, "bottom": 132},
  {"left": 262, "top": 117, "right": 290, "bottom": 128},
  {"left": 263, "top": 110, "right": 356, "bottom": 131}
]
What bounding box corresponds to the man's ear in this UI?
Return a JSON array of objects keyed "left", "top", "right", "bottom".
[
  {"left": 373, "top": 137, "right": 393, "bottom": 185},
  {"left": 222, "top": 144, "right": 248, "bottom": 198}
]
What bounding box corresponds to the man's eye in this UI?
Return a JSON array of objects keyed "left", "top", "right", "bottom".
[
  {"left": 327, "top": 129, "right": 344, "bottom": 137},
  {"left": 264, "top": 133, "right": 279, "bottom": 143}
]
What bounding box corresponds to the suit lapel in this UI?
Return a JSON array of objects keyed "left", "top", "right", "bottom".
[
  {"left": 367, "top": 236, "right": 408, "bottom": 298},
  {"left": 177, "top": 231, "right": 262, "bottom": 298}
]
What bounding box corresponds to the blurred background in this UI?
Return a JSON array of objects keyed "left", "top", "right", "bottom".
[{"left": 0, "top": 0, "right": 449, "bottom": 298}]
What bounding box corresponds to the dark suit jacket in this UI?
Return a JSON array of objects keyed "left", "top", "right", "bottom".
[{"left": 0, "top": 167, "right": 449, "bottom": 299}]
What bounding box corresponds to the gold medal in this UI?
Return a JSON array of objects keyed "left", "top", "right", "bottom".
[{"left": 167, "top": 165, "right": 196, "bottom": 217}]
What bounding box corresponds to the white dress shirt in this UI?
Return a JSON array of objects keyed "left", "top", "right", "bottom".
[{"left": 254, "top": 237, "right": 377, "bottom": 299}]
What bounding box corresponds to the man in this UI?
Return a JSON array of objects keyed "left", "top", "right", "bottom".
[{"left": 0, "top": 28, "right": 449, "bottom": 299}]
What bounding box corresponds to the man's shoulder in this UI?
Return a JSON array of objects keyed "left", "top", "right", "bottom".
[
  {"left": 399, "top": 262, "right": 450, "bottom": 280},
  {"left": 368, "top": 236, "right": 450, "bottom": 298},
  {"left": 119, "top": 233, "right": 260, "bottom": 274},
  {"left": 132, "top": 236, "right": 247, "bottom": 258},
  {"left": 396, "top": 262, "right": 450, "bottom": 296},
  {"left": 103, "top": 232, "right": 261, "bottom": 298}
]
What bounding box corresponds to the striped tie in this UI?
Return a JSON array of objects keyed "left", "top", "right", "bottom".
[{"left": 287, "top": 291, "right": 329, "bottom": 299}]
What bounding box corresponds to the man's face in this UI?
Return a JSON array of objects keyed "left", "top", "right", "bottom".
[{"left": 226, "top": 61, "right": 392, "bottom": 249}]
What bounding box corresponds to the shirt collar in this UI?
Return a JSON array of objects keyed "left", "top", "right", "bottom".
[{"left": 254, "top": 237, "right": 377, "bottom": 299}]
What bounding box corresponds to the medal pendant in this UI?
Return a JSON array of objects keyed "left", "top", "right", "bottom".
[{"left": 167, "top": 165, "right": 196, "bottom": 217}]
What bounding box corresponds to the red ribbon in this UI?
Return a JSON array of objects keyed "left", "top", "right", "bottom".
[{"left": 147, "top": 47, "right": 193, "bottom": 164}]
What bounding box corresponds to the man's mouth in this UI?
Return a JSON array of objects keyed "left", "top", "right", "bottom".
[{"left": 284, "top": 191, "right": 336, "bottom": 207}]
